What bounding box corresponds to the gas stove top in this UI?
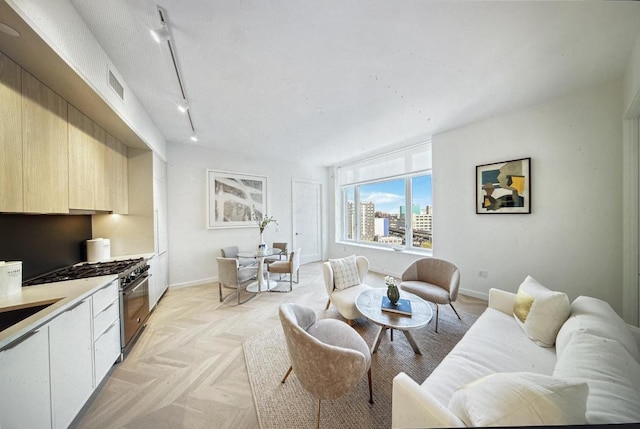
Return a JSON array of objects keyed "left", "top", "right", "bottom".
[{"left": 23, "top": 258, "right": 146, "bottom": 286}]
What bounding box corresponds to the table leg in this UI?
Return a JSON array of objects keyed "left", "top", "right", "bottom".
[
  {"left": 371, "top": 326, "right": 386, "bottom": 353},
  {"left": 402, "top": 330, "right": 422, "bottom": 355}
]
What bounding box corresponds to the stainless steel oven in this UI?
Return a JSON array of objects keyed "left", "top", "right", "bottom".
[
  {"left": 121, "top": 272, "right": 150, "bottom": 354},
  {"left": 23, "top": 257, "right": 152, "bottom": 358}
]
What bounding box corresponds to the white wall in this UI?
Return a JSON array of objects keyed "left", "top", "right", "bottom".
[
  {"left": 166, "top": 143, "right": 329, "bottom": 287},
  {"left": 433, "top": 80, "right": 623, "bottom": 312}
]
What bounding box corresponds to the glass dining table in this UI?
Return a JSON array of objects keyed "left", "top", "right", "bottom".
[{"left": 236, "top": 248, "right": 283, "bottom": 292}]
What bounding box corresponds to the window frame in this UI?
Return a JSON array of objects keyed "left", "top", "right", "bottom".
[{"left": 339, "top": 170, "right": 432, "bottom": 252}]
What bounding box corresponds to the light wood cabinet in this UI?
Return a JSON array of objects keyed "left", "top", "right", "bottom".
[
  {"left": 68, "top": 104, "right": 96, "bottom": 209},
  {"left": 1, "top": 55, "right": 129, "bottom": 214},
  {"left": 0, "top": 52, "right": 23, "bottom": 212},
  {"left": 109, "top": 132, "right": 129, "bottom": 214},
  {"left": 68, "top": 104, "right": 129, "bottom": 213},
  {"left": 22, "top": 69, "right": 68, "bottom": 213},
  {"left": 94, "top": 125, "right": 111, "bottom": 211}
]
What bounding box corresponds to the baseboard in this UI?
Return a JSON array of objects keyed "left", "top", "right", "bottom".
[
  {"left": 459, "top": 287, "right": 488, "bottom": 301},
  {"left": 169, "top": 277, "right": 217, "bottom": 290}
]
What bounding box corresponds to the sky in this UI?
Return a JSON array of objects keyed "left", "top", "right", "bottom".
[{"left": 360, "top": 175, "right": 432, "bottom": 214}]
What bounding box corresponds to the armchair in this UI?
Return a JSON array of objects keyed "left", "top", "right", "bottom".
[
  {"left": 400, "top": 257, "right": 461, "bottom": 332},
  {"left": 323, "top": 255, "right": 373, "bottom": 325},
  {"left": 279, "top": 303, "right": 373, "bottom": 429}
]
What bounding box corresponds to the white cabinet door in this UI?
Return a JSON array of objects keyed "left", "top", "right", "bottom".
[
  {"left": 94, "top": 319, "right": 121, "bottom": 386},
  {"left": 49, "top": 299, "right": 93, "bottom": 429},
  {"left": 0, "top": 328, "right": 51, "bottom": 429}
]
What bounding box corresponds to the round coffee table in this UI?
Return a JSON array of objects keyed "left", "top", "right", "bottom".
[{"left": 355, "top": 288, "right": 433, "bottom": 355}]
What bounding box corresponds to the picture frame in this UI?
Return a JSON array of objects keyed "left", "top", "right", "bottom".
[
  {"left": 476, "top": 157, "right": 531, "bottom": 214},
  {"left": 206, "top": 170, "right": 267, "bottom": 229}
]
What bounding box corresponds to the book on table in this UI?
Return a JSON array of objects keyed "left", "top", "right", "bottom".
[{"left": 381, "top": 296, "right": 412, "bottom": 316}]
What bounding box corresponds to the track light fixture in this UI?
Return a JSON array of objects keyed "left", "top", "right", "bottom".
[
  {"left": 177, "top": 100, "right": 189, "bottom": 113},
  {"left": 190, "top": 134, "right": 199, "bottom": 142},
  {"left": 150, "top": 24, "right": 170, "bottom": 43}
]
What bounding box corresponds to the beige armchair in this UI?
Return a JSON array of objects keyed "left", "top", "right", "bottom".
[
  {"left": 279, "top": 303, "right": 373, "bottom": 429},
  {"left": 267, "top": 248, "right": 301, "bottom": 292},
  {"left": 323, "top": 255, "right": 373, "bottom": 325},
  {"left": 400, "top": 257, "right": 461, "bottom": 332},
  {"left": 216, "top": 257, "right": 257, "bottom": 305}
]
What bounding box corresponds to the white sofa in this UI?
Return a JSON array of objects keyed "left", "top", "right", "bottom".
[{"left": 392, "top": 287, "right": 640, "bottom": 427}]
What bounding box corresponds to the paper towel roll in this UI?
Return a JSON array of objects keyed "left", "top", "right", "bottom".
[{"left": 87, "top": 238, "right": 111, "bottom": 262}]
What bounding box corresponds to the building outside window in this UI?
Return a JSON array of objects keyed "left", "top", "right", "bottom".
[{"left": 336, "top": 142, "right": 432, "bottom": 251}]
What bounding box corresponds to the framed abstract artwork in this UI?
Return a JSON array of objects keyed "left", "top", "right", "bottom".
[
  {"left": 476, "top": 157, "right": 531, "bottom": 214},
  {"left": 206, "top": 170, "right": 267, "bottom": 228}
]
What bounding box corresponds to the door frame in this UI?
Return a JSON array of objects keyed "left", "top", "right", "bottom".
[
  {"left": 291, "top": 178, "right": 323, "bottom": 265},
  {"left": 623, "top": 90, "right": 640, "bottom": 326}
]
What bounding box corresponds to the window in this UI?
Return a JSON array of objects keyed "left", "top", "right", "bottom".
[{"left": 337, "top": 143, "right": 432, "bottom": 251}]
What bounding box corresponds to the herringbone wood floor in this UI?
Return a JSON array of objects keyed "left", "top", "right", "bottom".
[{"left": 73, "top": 261, "right": 486, "bottom": 429}]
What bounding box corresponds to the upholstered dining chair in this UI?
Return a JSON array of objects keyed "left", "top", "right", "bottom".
[
  {"left": 267, "top": 248, "right": 301, "bottom": 292},
  {"left": 264, "top": 242, "right": 288, "bottom": 264},
  {"left": 216, "top": 257, "right": 257, "bottom": 305},
  {"left": 323, "top": 255, "right": 373, "bottom": 325},
  {"left": 220, "top": 245, "right": 257, "bottom": 268},
  {"left": 279, "top": 303, "right": 373, "bottom": 429},
  {"left": 400, "top": 257, "right": 461, "bottom": 333}
]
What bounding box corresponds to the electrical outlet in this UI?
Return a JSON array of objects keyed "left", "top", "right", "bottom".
[{"left": 479, "top": 270, "right": 489, "bottom": 278}]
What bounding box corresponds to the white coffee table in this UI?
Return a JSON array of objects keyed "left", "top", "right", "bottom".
[{"left": 355, "top": 288, "right": 433, "bottom": 355}]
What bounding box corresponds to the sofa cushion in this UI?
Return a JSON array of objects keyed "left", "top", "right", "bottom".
[
  {"left": 448, "top": 372, "right": 588, "bottom": 427},
  {"left": 555, "top": 295, "right": 640, "bottom": 363},
  {"left": 422, "top": 307, "right": 557, "bottom": 407},
  {"left": 513, "top": 275, "right": 570, "bottom": 347},
  {"left": 329, "top": 255, "right": 361, "bottom": 291},
  {"left": 553, "top": 331, "right": 640, "bottom": 424}
]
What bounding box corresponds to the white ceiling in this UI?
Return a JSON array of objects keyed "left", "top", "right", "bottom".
[{"left": 67, "top": 0, "right": 640, "bottom": 166}]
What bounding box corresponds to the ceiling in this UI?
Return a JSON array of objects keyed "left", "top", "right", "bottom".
[{"left": 10, "top": 1, "right": 640, "bottom": 166}]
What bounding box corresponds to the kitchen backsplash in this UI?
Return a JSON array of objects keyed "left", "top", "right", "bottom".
[{"left": 0, "top": 214, "right": 91, "bottom": 281}]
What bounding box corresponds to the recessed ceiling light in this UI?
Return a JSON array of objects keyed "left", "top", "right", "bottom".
[{"left": 0, "top": 22, "right": 20, "bottom": 37}]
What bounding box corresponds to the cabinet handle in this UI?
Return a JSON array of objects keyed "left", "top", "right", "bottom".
[
  {"left": 64, "top": 300, "right": 85, "bottom": 313},
  {"left": 0, "top": 329, "right": 40, "bottom": 352}
]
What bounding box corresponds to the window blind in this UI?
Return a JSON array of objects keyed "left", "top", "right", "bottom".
[{"left": 337, "top": 142, "right": 432, "bottom": 186}]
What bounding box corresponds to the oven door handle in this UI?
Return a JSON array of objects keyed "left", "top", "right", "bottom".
[{"left": 123, "top": 274, "right": 150, "bottom": 296}]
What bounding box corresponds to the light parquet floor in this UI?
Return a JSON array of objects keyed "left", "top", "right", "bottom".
[{"left": 73, "top": 261, "right": 487, "bottom": 429}]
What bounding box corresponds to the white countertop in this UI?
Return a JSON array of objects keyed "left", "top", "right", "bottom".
[{"left": 0, "top": 275, "right": 118, "bottom": 350}]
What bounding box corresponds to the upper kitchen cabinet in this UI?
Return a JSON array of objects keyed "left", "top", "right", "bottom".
[
  {"left": 0, "top": 52, "right": 23, "bottom": 212},
  {"left": 22, "top": 70, "right": 69, "bottom": 214},
  {"left": 68, "top": 105, "right": 112, "bottom": 211},
  {"left": 109, "top": 133, "right": 128, "bottom": 215}
]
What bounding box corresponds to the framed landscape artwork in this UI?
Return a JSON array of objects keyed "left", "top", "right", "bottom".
[
  {"left": 476, "top": 157, "right": 531, "bottom": 214},
  {"left": 207, "top": 170, "right": 267, "bottom": 228}
]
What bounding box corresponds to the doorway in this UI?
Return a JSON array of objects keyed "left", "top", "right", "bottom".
[{"left": 292, "top": 179, "right": 322, "bottom": 265}]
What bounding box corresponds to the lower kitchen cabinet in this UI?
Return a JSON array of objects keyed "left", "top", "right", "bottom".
[
  {"left": 49, "top": 298, "right": 93, "bottom": 429},
  {"left": 0, "top": 281, "right": 122, "bottom": 428},
  {"left": 0, "top": 327, "right": 52, "bottom": 429},
  {"left": 92, "top": 280, "right": 121, "bottom": 386}
]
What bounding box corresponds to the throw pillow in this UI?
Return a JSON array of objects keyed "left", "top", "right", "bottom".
[
  {"left": 553, "top": 331, "right": 640, "bottom": 424},
  {"left": 513, "top": 275, "right": 570, "bottom": 347},
  {"left": 329, "top": 255, "right": 361, "bottom": 291},
  {"left": 448, "top": 372, "right": 589, "bottom": 427}
]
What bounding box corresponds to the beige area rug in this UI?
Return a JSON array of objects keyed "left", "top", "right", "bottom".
[{"left": 243, "top": 306, "right": 478, "bottom": 429}]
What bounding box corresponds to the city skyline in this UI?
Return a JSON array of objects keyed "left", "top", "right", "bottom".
[{"left": 359, "top": 175, "right": 432, "bottom": 215}]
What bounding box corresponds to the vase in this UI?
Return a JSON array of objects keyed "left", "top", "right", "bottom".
[
  {"left": 258, "top": 232, "right": 267, "bottom": 253},
  {"left": 387, "top": 284, "right": 400, "bottom": 305}
]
